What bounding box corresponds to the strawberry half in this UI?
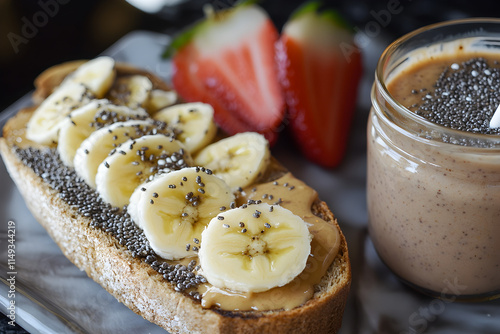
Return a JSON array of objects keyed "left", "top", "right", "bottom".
[
  {"left": 167, "top": 3, "right": 284, "bottom": 144},
  {"left": 172, "top": 43, "right": 250, "bottom": 134},
  {"left": 277, "top": 2, "right": 362, "bottom": 167}
]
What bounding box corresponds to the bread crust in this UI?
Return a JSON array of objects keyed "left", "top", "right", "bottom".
[
  {"left": 32, "top": 60, "right": 171, "bottom": 104},
  {"left": 0, "top": 60, "right": 351, "bottom": 333}
]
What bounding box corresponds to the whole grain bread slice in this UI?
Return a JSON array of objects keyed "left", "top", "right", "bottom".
[{"left": 0, "top": 60, "right": 351, "bottom": 334}]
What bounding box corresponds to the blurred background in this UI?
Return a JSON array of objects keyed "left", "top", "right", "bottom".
[{"left": 1, "top": 0, "right": 500, "bottom": 112}]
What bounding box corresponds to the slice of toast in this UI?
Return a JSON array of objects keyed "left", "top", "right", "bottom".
[{"left": 0, "top": 60, "right": 351, "bottom": 334}]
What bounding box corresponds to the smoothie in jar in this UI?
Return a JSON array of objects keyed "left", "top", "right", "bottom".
[{"left": 367, "top": 19, "right": 500, "bottom": 300}]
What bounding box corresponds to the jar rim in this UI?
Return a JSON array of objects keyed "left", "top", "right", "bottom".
[{"left": 375, "top": 17, "right": 500, "bottom": 147}]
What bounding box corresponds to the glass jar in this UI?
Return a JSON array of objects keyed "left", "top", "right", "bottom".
[{"left": 367, "top": 18, "right": 500, "bottom": 301}]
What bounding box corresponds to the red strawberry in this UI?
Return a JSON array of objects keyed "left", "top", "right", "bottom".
[
  {"left": 172, "top": 43, "right": 250, "bottom": 134},
  {"left": 167, "top": 3, "right": 285, "bottom": 144},
  {"left": 276, "top": 2, "right": 362, "bottom": 167}
]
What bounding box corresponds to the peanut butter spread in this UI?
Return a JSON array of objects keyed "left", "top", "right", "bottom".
[
  {"left": 4, "top": 107, "right": 44, "bottom": 149},
  {"left": 6, "top": 109, "right": 340, "bottom": 312},
  {"left": 197, "top": 173, "right": 340, "bottom": 311}
]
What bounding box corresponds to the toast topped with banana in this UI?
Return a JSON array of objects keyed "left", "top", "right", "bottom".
[{"left": 0, "top": 57, "right": 351, "bottom": 333}]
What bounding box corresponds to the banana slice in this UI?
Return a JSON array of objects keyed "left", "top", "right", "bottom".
[
  {"left": 154, "top": 102, "right": 217, "bottom": 154},
  {"left": 108, "top": 75, "right": 153, "bottom": 109},
  {"left": 145, "top": 89, "right": 177, "bottom": 113},
  {"left": 26, "top": 82, "right": 93, "bottom": 145},
  {"left": 194, "top": 132, "right": 270, "bottom": 190},
  {"left": 60, "top": 56, "right": 115, "bottom": 98},
  {"left": 95, "top": 134, "right": 192, "bottom": 208},
  {"left": 129, "top": 167, "right": 235, "bottom": 260},
  {"left": 57, "top": 99, "right": 149, "bottom": 167},
  {"left": 127, "top": 184, "right": 144, "bottom": 229},
  {"left": 74, "top": 119, "right": 168, "bottom": 188},
  {"left": 199, "top": 203, "right": 312, "bottom": 293}
]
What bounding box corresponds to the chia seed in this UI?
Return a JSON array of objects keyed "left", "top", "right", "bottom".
[
  {"left": 412, "top": 57, "right": 500, "bottom": 138},
  {"left": 89, "top": 107, "right": 168, "bottom": 133},
  {"left": 15, "top": 147, "right": 206, "bottom": 298}
]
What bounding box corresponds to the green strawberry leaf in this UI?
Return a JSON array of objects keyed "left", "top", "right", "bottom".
[
  {"left": 289, "top": 1, "right": 352, "bottom": 32},
  {"left": 162, "top": 20, "right": 204, "bottom": 59},
  {"left": 162, "top": 0, "right": 261, "bottom": 59}
]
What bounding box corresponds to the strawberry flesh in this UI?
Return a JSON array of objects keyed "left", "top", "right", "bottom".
[
  {"left": 277, "top": 5, "right": 362, "bottom": 167},
  {"left": 172, "top": 43, "right": 251, "bottom": 134},
  {"left": 170, "top": 4, "right": 284, "bottom": 145}
]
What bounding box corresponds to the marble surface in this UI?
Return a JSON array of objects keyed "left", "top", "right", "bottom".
[{"left": 0, "top": 30, "right": 499, "bottom": 334}]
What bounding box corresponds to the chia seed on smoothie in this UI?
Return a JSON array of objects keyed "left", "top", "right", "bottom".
[{"left": 368, "top": 32, "right": 500, "bottom": 299}]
